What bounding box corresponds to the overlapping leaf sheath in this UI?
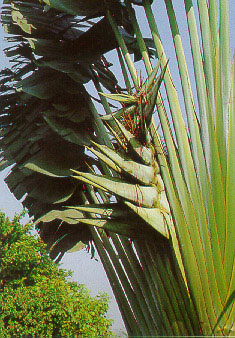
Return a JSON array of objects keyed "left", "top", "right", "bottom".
[{"left": 72, "top": 126, "right": 171, "bottom": 238}]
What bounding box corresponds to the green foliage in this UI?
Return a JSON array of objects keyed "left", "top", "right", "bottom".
[
  {"left": 0, "top": 212, "right": 113, "bottom": 337},
  {"left": 0, "top": 0, "right": 234, "bottom": 336}
]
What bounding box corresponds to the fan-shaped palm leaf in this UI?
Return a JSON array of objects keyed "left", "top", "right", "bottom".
[{"left": 0, "top": 0, "right": 234, "bottom": 336}]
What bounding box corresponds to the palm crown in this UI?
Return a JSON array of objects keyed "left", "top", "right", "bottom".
[{"left": 0, "top": 0, "right": 234, "bottom": 336}]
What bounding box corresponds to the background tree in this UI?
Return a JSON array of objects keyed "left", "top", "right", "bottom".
[
  {"left": 0, "top": 212, "right": 113, "bottom": 337},
  {"left": 0, "top": 0, "right": 234, "bottom": 336}
]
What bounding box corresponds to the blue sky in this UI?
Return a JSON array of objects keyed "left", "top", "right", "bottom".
[{"left": 0, "top": 0, "right": 234, "bottom": 335}]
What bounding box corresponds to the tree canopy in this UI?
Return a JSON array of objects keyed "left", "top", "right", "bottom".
[
  {"left": 0, "top": 0, "right": 234, "bottom": 336},
  {"left": 0, "top": 212, "right": 113, "bottom": 337}
]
